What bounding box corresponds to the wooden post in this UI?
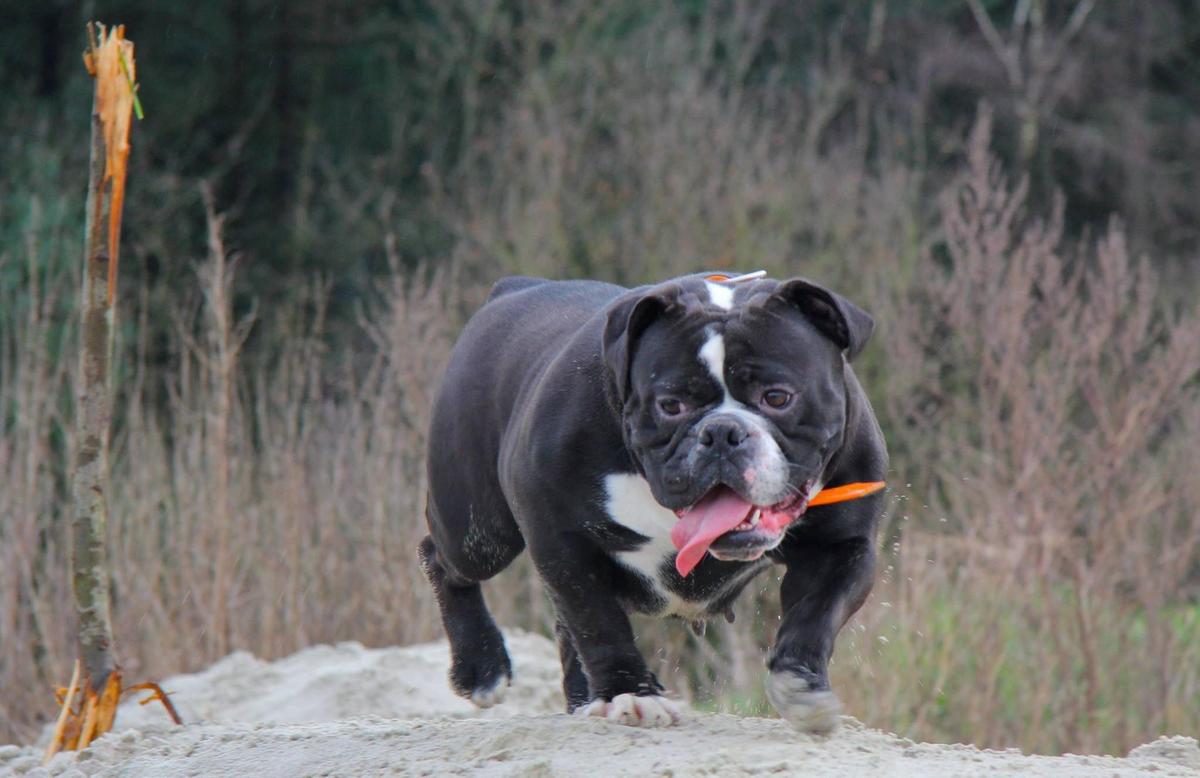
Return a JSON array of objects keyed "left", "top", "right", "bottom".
[
  {"left": 47, "top": 24, "right": 178, "bottom": 764},
  {"left": 44, "top": 23, "right": 138, "bottom": 762},
  {"left": 73, "top": 18, "right": 136, "bottom": 705}
]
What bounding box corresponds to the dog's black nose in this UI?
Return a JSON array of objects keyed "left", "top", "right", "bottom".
[{"left": 698, "top": 418, "right": 748, "bottom": 453}]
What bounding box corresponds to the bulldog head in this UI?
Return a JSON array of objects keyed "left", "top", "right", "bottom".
[{"left": 602, "top": 274, "right": 874, "bottom": 575}]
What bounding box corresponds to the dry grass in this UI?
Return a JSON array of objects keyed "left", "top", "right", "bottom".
[
  {"left": 838, "top": 110, "right": 1200, "bottom": 754},
  {"left": 0, "top": 200, "right": 468, "bottom": 743}
]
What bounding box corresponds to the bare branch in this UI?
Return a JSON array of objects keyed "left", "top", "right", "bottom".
[{"left": 968, "top": 0, "right": 1024, "bottom": 87}]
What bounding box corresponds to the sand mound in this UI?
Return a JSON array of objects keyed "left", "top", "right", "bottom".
[{"left": 4, "top": 630, "right": 1196, "bottom": 777}]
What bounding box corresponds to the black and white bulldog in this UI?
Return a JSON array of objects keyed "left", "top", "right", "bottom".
[{"left": 419, "top": 272, "right": 887, "bottom": 732}]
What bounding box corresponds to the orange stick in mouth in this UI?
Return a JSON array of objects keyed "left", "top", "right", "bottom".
[{"left": 807, "top": 481, "right": 886, "bottom": 507}]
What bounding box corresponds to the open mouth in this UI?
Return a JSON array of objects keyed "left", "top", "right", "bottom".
[{"left": 670, "top": 483, "right": 813, "bottom": 576}]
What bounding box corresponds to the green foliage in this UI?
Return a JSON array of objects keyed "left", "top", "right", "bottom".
[{"left": 836, "top": 582, "right": 1200, "bottom": 754}]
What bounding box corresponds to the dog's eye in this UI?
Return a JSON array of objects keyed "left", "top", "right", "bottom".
[
  {"left": 658, "top": 397, "right": 685, "bottom": 416},
  {"left": 761, "top": 389, "right": 792, "bottom": 409}
]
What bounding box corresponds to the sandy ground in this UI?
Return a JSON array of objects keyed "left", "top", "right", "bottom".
[{"left": 4, "top": 630, "right": 1197, "bottom": 777}]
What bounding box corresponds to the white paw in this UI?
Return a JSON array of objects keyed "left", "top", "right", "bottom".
[
  {"left": 765, "top": 671, "right": 841, "bottom": 735},
  {"left": 469, "top": 676, "right": 509, "bottom": 709},
  {"left": 576, "top": 693, "right": 682, "bottom": 727}
]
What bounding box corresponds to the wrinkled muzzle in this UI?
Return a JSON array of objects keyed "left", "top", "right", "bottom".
[{"left": 670, "top": 410, "right": 805, "bottom": 576}]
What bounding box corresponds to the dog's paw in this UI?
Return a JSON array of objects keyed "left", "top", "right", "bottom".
[
  {"left": 449, "top": 636, "right": 513, "bottom": 709},
  {"left": 765, "top": 671, "right": 841, "bottom": 735},
  {"left": 577, "top": 693, "right": 682, "bottom": 727},
  {"left": 468, "top": 674, "right": 510, "bottom": 709}
]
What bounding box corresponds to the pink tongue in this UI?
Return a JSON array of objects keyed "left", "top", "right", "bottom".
[{"left": 670, "top": 488, "right": 755, "bottom": 577}]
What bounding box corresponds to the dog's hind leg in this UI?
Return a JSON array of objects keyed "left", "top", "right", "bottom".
[
  {"left": 418, "top": 534, "right": 515, "bottom": 707},
  {"left": 555, "top": 619, "right": 590, "bottom": 712}
]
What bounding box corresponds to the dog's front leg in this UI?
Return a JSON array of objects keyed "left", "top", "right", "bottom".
[
  {"left": 768, "top": 533, "right": 876, "bottom": 734},
  {"left": 529, "top": 532, "right": 681, "bottom": 727}
]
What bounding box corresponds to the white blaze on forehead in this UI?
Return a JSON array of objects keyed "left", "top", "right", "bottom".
[
  {"left": 705, "top": 281, "right": 735, "bottom": 310},
  {"left": 695, "top": 331, "right": 792, "bottom": 506},
  {"left": 698, "top": 332, "right": 727, "bottom": 391}
]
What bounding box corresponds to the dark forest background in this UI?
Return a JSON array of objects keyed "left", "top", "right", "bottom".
[
  {"left": 5, "top": 1, "right": 1199, "bottom": 332},
  {"left": 2, "top": 0, "right": 1198, "bottom": 755}
]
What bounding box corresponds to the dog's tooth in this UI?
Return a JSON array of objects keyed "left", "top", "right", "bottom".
[{"left": 750, "top": 509, "right": 761, "bottom": 526}]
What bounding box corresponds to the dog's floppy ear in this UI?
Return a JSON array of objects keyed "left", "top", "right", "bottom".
[
  {"left": 772, "top": 278, "right": 875, "bottom": 361},
  {"left": 602, "top": 286, "right": 679, "bottom": 404}
]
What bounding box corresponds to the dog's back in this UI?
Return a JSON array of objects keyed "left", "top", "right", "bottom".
[{"left": 425, "top": 277, "right": 623, "bottom": 580}]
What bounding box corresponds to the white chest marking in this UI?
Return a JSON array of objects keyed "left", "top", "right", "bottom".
[
  {"left": 603, "top": 473, "right": 703, "bottom": 617},
  {"left": 705, "top": 281, "right": 734, "bottom": 310},
  {"left": 603, "top": 473, "right": 775, "bottom": 619}
]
